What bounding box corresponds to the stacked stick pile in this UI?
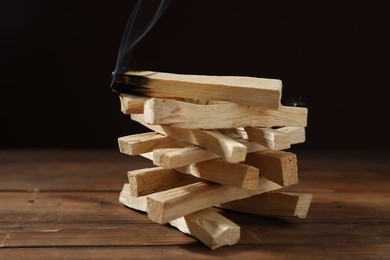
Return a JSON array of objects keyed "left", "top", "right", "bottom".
[{"left": 116, "top": 71, "right": 312, "bottom": 249}]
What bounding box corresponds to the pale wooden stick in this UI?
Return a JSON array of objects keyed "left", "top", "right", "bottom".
[
  {"left": 140, "top": 147, "right": 260, "bottom": 191},
  {"left": 152, "top": 138, "right": 266, "bottom": 169},
  {"left": 143, "top": 98, "right": 307, "bottom": 129},
  {"left": 219, "top": 192, "right": 312, "bottom": 219},
  {"left": 275, "top": 126, "right": 306, "bottom": 144},
  {"left": 119, "top": 94, "right": 149, "bottom": 114},
  {"left": 153, "top": 147, "right": 220, "bottom": 169},
  {"left": 235, "top": 126, "right": 306, "bottom": 150},
  {"left": 128, "top": 167, "right": 198, "bottom": 197},
  {"left": 175, "top": 159, "right": 259, "bottom": 190},
  {"left": 119, "top": 94, "right": 208, "bottom": 114},
  {"left": 240, "top": 127, "right": 291, "bottom": 150},
  {"left": 245, "top": 150, "right": 298, "bottom": 186},
  {"left": 118, "top": 132, "right": 186, "bottom": 155},
  {"left": 115, "top": 70, "right": 282, "bottom": 109},
  {"left": 170, "top": 208, "right": 240, "bottom": 249},
  {"left": 119, "top": 184, "right": 240, "bottom": 249},
  {"left": 147, "top": 178, "right": 282, "bottom": 224},
  {"left": 131, "top": 114, "right": 247, "bottom": 162}
]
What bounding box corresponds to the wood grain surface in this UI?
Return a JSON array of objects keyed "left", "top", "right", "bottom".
[{"left": 0, "top": 149, "right": 389, "bottom": 258}]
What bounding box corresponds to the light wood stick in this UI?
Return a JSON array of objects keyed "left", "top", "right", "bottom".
[
  {"left": 245, "top": 150, "right": 298, "bottom": 186},
  {"left": 119, "top": 94, "right": 149, "bottom": 114},
  {"left": 141, "top": 149, "right": 261, "bottom": 191},
  {"left": 119, "top": 184, "right": 240, "bottom": 249},
  {"left": 127, "top": 167, "right": 198, "bottom": 197},
  {"left": 235, "top": 126, "right": 306, "bottom": 150},
  {"left": 275, "top": 126, "right": 306, "bottom": 144},
  {"left": 241, "top": 127, "right": 291, "bottom": 150},
  {"left": 143, "top": 98, "right": 307, "bottom": 129},
  {"left": 152, "top": 139, "right": 266, "bottom": 169},
  {"left": 153, "top": 147, "right": 220, "bottom": 169},
  {"left": 114, "top": 70, "right": 282, "bottom": 109},
  {"left": 118, "top": 132, "right": 186, "bottom": 155},
  {"left": 131, "top": 114, "right": 247, "bottom": 162},
  {"left": 241, "top": 126, "right": 305, "bottom": 150},
  {"left": 120, "top": 96, "right": 215, "bottom": 115},
  {"left": 147, "top": 178, "right": 282, "bottom": 224},
  {"left": 119, "top": 95, "right": 211, "bottom": 115},
  {"left": 170, "top": 208, "right": 240, "bottom": 249},
  {"left": 175, "top": 159, "right": 259, "bottom": 190},
  {"left": 219, "top": 192, "right": 312, "bottom": 219}
]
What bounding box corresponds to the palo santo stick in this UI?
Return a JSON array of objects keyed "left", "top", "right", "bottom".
[
  {"left": 119, "top": 94, "right": 149, "bottom": 114},
  {"left": 152, "top": 139, "right": 266, "bottom": 169},
  {"left": 175, "top": 159, "right": 260, "bottom": 190},
  {"left": 219, "top": 192, "right": 312, "bottom": 219},
  {"left": 128, "top": 167, "right": 198, "bottom": 197},
  {"left": 138, "top": 153, "right": 259, "bottom": 189},
  {"left": 131, "top": 114, "right": 247, "bottom": 162},
  {"left": 119, "top": 184, "right": 240, "bottom": 249},
  {"left": 170, "top": 208, "right": 240, "bottom": 249},
  {"left": 153, "top": 147, "right": 219, "bottom": 169},
  {"left": 245, "top": 150, "right": 298, "bottom": 186},
  {"left": 275, "top": 126, "right": 306, "bottom": 144},
  {"left": 147, "top": 178, "right": 282, "bottom": 224},
  {"left": 143, "top": 98, "right": 307, "bottom": 129},
  {"left": 114, "top": 70, "right": 282, "bottom": 109},
  {"left": 119, "top": 95, "right": 210, "bottom": 115},
  {"left": 236, "top": 126, "right": 306, "bottom": 150},
  {"left": 240, "top": 127, "right": 291, "bottom": 150},
  {"left": 118, "top": 132, "right": 186, "bottom": 155}
]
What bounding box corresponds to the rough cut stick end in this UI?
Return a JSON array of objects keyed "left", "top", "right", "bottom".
[
  {"left": 119, "top": 94, "right": 148, "bottom": 114},
  {"left": 147, "top": 196, "right": 165, "bottom": 224},
  {"left": 119, "top": 183, "right": 148, "bottom": 212},
  {"left": 118, "top": 132, "right": 180, "bottom": 155},
  {"left": 128, "top": 167, "right": 198, "bottom": 197},
  {"left": 245, "top": 150, "right": 298, "bottom": 186},
  {"left": 293, "top": 193, "right": 313, "bottom": 219},
  {"left": 170, "top": 208, "right": 240, "bottom": 249}
]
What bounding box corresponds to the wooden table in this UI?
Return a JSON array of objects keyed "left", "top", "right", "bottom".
[{"left": 1, "top": 149, "right": 389, "bottom": 259}]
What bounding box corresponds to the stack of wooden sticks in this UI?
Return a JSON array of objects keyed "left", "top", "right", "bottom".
[{"left": 116, "top": 71, "right": 312, "bottom": 249}]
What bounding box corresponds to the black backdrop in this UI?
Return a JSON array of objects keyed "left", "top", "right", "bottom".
[{"left": 1, "top": 0, "right": 389, "bottom": 149}]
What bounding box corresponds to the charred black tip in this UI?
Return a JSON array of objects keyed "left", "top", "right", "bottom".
[
  {"left": 110, "top": 69, "right": 150, "bottom": 95},
  {"left": 110, "top": 67, "right": 131, "bottom": 93}
]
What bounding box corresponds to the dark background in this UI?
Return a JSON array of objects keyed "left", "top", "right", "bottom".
[{"left": 1, "top": 0, "right": 389, "bottom": 150}]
